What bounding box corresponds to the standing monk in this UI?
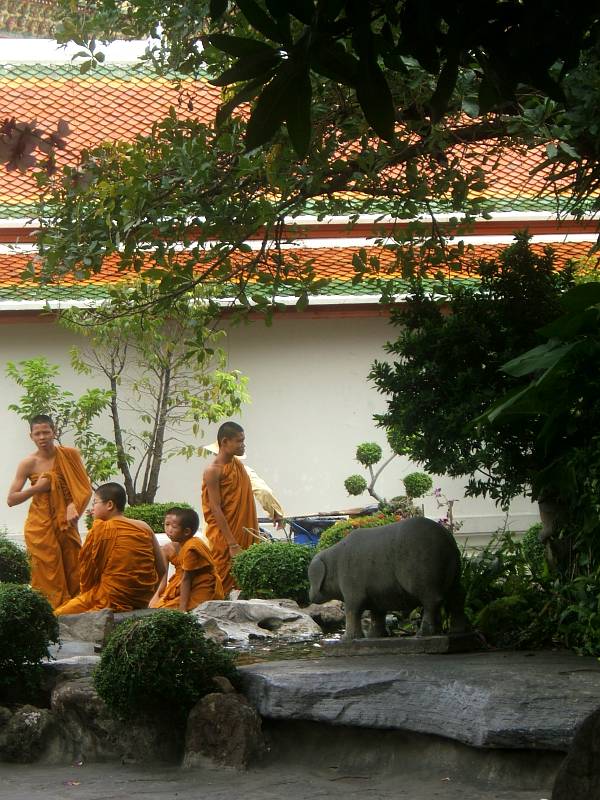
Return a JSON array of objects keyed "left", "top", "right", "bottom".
[
  {"left": 202, "top": 421, "right": 258, "bottom": 596},
  {"left": 7, "top": 415, "right": 92, "bottom": 609}
]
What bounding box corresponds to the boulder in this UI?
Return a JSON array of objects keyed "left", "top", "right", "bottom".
[
  {"left": 193, "top": 599, "right": 321, "bottom": 646},
  {"left": 552, "top": 706, "right": 600, "bottom": 799},
  {"left": 303, "top": 600, "right": 345, "bottom": 632},
  {"left": 183, "top": 692, "right": 266, "bottom": 770},
  {"left": 57, "top": 609, "right": 115, "bottom": 644},
  {"left": 51, "top": 678, "right": 182, "bottom": 764},
  {"left": 0, "top": 705, "right": 60, "bottom": 763}
]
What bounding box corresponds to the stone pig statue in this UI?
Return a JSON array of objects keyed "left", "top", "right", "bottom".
[{"left": 308, "top": 517, "right": 467, "bottom": 640}]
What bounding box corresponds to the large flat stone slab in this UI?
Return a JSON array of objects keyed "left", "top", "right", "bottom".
[
  {"left": 240, "top": 650, "right": 600, "bottom": 751},
  {"left": 323, "top": 632, "right": 482, "bottom": 656}
]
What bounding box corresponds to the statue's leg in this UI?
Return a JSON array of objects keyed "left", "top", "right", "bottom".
[
  {"left": 419, "top": 601, "right": 442, "bottom": 636},
  {"left": 447, "top": 582, "right": 468, "bottom": 634},
  {"left": 343, "top": 604, "right": 365, "bottom": 640},
  {"left": 367, "top": 610, "right": 387, "bottom": 638}
]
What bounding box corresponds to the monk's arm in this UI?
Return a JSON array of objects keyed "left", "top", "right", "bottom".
[
  {"left": 204, "top": 466, "right": 242, "bottom": 555},
  {"left": 7, "top": 460, "right": 50, "bottom": 507},
  {"left": 150, "top": 532, "right": 167, "bottom": 583},
  {"left": 179, "top": 570, "right": 199, "bottom": 611}
]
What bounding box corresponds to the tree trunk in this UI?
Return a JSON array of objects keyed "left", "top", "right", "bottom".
[{"left": 110, "top": 374, "right": 137, "bottom": 506}]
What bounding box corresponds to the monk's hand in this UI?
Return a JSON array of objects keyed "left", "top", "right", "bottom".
[
  {"left": 228, "top": 542, "right": 242, "bottom": 556},
  {"left": 66, "top": 502, "right": 79, "bottom": 526},
  {"left": 33, "top": 475, "right": 51, "bottom": 493}
]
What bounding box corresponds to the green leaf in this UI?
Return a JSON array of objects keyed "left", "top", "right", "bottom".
[
  {"left": 355, "top": 59, "right": 395, "bottom": 141},
  {"left": 502, "top": 341, "right": 578, "bottom": 378},
  {"left": 209, "top": 51, "right": 280, "bottom": 87},
  {"left": 236, "top": 0, "right": 286, "bottom": 43},
  {"left": 429, "top": 57, "right": 458, "bottom": 122},
  {"left": 284, "top": 69, "right": 312, "bottom": 157},
  {"left": 245, "top": 59, "right": 305, "bottom": 151},
  {"left": 205, "top": 34, "right": 279, "bottom": 59},
  {"left": 209, "top": 0, "right": 228, "bottom": 19},
  {"left": 215, "top": 78, "right": 264, "bottom": 127},
  {"left": 311, "top": 41, "right": 359, "bottom": 87},
  {"left": 559, "top": 283, "right": 600, "bottom": 314}
]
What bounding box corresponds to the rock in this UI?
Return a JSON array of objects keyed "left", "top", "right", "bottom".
[
  {"left": 240, "top": 650, "right": 600, "bottom": 751},
  {"left": 193, "top": 599, "right": 321, "bottom": 646},
  {"left": 51, "top": 678, "right": 182, "bottom": 764},
  {"left": 303, "top": 600, "right": 345, "bottom": 632},
  {"left": 113, "top": 608, "right": 158, "bottom": 626},
  {"left": 552, "top": 706, "right": 600, "bottom": 799},
  {"left": 57, "top": 609, "right": 115, "bottom": 644},
  {"left": 0, "top": 705, "right": 60, "bottom": 763},
  {"left": 212, "top": 676, "right": 237, "bottom": 694},
  {"left": 183, "top": 692, "right": 266, "bottom": 770},
  {"left": 42, "top": 655, "right": 101, "bottom": 697}
]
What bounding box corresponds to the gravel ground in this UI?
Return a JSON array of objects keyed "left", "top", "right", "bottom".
[{"left": 0, "top": 763, "right": 553, "bottom": 800}]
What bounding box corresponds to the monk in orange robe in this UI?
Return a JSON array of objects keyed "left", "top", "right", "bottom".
[
  {"left": 7, "top": 415, "right": 92, "bottom": 609},
  {"left": 202, "top": 421, "right": 258, "bottom": 595},
  {"left": 149, "top": 506, "right": 224, "bottom": 610},
  {"left": 55, "top": 482, "right": 166, "bottom": 616}
]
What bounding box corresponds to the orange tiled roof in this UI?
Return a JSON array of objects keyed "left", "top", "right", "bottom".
[
  {"left": 0, "top": 239, "right": 594, "bottom": 303},
  {"left": 0, "top": 62, "right": 220, "bottom": 217}
]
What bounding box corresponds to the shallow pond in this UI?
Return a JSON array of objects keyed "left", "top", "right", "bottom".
[{"left": 232, "top": 635, "right": 342, "bottom": 666}]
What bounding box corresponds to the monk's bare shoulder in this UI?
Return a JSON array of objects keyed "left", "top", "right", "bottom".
[
  {"left": 18, "top": 454, "right": 39, "bottom": 476},
  {"left": 125, "top": 517, "right": 154, "bottom": 534},
  {"left": 203, "top": 462, "right": 223, "bottom": 483}
]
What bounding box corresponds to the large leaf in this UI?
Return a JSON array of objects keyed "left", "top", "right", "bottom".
[
  {"left": 215, "top": 78, "right": 265, "bottom": 127},
  {"left": 236, "top": 0, "right": 287, "bottom": 43},
  {"left": 539, "top": 306, "right": 600, "bottom": 340},
  {"left": 209, "top": 51, "right": 280, "bottom": 87},
  {"left": 206, "top": 34, "right": 280, "bottom": 59},
  {"left": 429, "top": 57, "right": 459, "bottom": 122},
  {"left": 245, "top": 65, "right": 297, "bottom": 150},
  {"left": 285, "top": 69, "right": 312, "bottom": 157},
  {"left": 311, "top": 40, "right": 360, "bottom": 87},
  {"left": 355, "top": 58, "right": 395, "bottom": 141},
  {"left": 502, "top": 340, "right": 579, "bottom": 378},
  {"left": 559, "top": 282, "right": 600, "bottom": 314}
]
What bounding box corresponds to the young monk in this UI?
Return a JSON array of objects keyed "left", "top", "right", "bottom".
[
  {"left": 202, "top": 421, "right": 258, "bottom": 595},
  {"left": 55, "top": 482, "right": 166, "bottom": 616},
  {"left": 149, "top": 507, "right": 224, "bottom": 611},
  {"left": 7, "top": 415, "right": 92, "bottom": 609}
]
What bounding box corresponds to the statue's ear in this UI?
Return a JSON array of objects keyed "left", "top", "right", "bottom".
[{"left": 310, "top": 555, "right": 327, "bottom": 594}]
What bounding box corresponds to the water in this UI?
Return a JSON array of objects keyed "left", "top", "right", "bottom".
[{"left": 232, "top": 635, "right": 341, "bottom": 666}]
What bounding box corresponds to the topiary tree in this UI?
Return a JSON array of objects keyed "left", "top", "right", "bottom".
[
  {"left": 230, "top": 541, "right": 313, "bottom": 605},
  {"left": 94, "top": 611, "right": 238, "bottom": 723},
  {"left": 0, "top": 583, "right": 59, "bottom": 700},
  {"left": 343, "top": 439, "right": 433, "bottom": 514},
  {"left": 0, "top": 536, "right": 30, "bottom": 584}
]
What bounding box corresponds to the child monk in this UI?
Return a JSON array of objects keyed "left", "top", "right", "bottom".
[
  {"left": 55, "top": 482, "right": 166, "bottom": 616},
  {"left": 202, "top": 421, "right": 258, "bottom": 595},
  {"left": 7, "top": 415, "right": 92, "bottom": 609},
  {"left": 149, "top": 507, "right": 224, "bottom": 611}
]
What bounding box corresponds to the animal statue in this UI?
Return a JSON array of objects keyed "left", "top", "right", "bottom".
[{"left": 308, "top": 517, "right": 467, "bottom": 640}]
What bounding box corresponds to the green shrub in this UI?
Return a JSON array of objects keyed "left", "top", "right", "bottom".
[
  {"left": 94, "top": 610, "right": 238, "bottom": 723},
  {"left": 0, "top": 584, "right": 59, "bottom": 699},
  {"left": 86, "top": 501, "right": 193, "bottom": 532},
  {"left": 316, "top": 513, "right": 398, "bottom": 552},
  {"left": 355, "top": 442, "right": 382, "bottom": 466},
  {"left": 0, "top": 536, "right": 30, "bottom": 584},
  {"left": 521, "top": 522, "right": 546, "bottom": 576},
  {"left": 344, "top": 474, "right": 368, "bottom": 496},
  {"left": 403, "top": 472, "right": 433, "bottom": 499},
  {"left": 231, "top": 541, "right": 313, "bottom": 605}
]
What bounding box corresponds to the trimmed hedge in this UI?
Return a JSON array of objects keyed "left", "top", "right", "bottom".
[
  {"left": 0, "top": 583, "right": 59, "bottom": 699},
  {"left": 231, "top": 541, "right": 313, "bottom": 605},
  {"left": 86, "top": 501, "right": 193, "bottom": 532},
  {"left": 0, "top": 537, "right": 30, "bottom": 584},
  {"left": 94, "top": 610, "right": 238, "bottom": 723}
]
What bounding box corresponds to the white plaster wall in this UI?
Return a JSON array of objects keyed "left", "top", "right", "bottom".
[{"left": 0, "top": 314, "right": 539, "bottom": 539}]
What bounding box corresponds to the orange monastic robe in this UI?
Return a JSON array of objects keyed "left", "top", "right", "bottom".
[
  {"left": 154, "top": 536, "right": 224, "bottom": 610},
  {"left": 24, "top": 446, "right": 91, "bottom": 609},
  {"left": 55, "top": 517, "right": 158, "bottom": 616},
  {"left": 202, "top": 456, "right": 258, "bottom": 595}
]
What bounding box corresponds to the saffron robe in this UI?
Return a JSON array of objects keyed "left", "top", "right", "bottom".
[
  {"left": 24, "top": 446, "right": 91, "bottom": 609},
  {"left": 154, "top": 536, "right": 224, "bottom": 610},
  {"left": 202, "top": 456, "right": 258, "bottom": 595},
  {"left": 55, "top": 517, "right": 158, "bottom": 616}
]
